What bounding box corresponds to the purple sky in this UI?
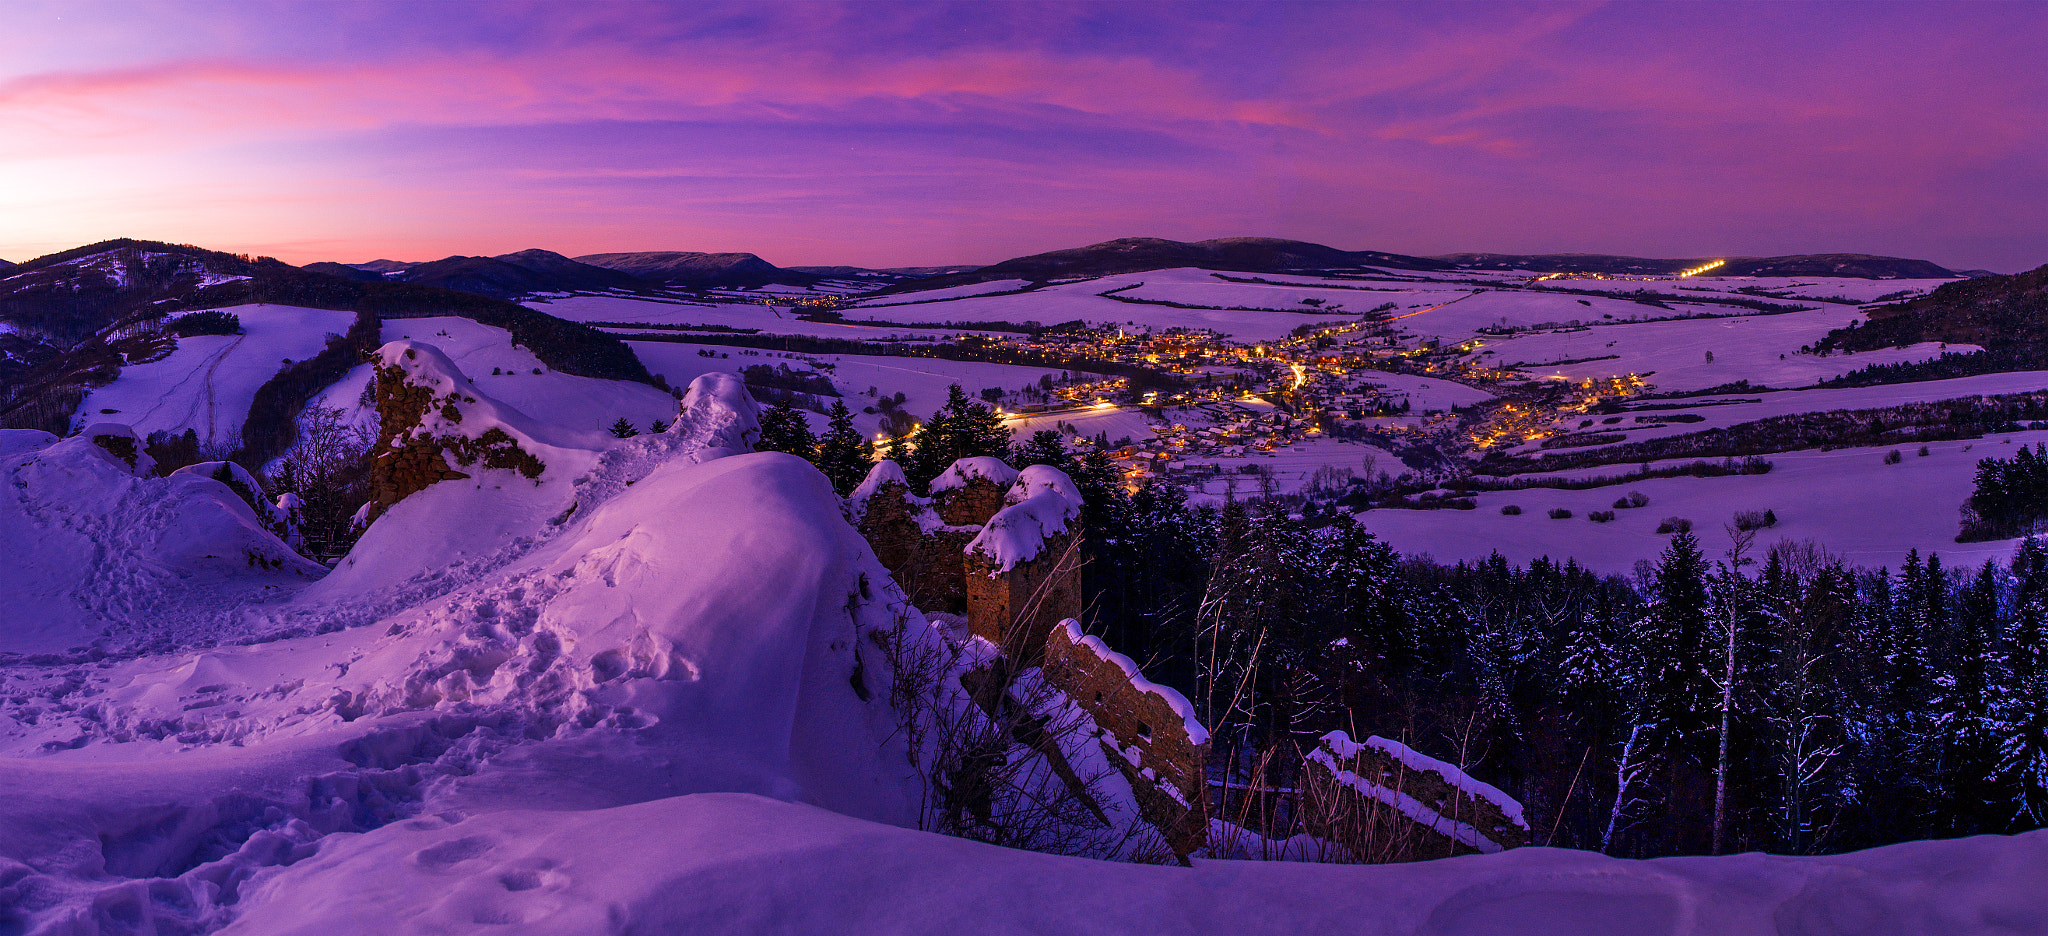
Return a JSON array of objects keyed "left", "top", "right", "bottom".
[{"left": 1, "top": 1, "right": 2042, "bottom": 271}]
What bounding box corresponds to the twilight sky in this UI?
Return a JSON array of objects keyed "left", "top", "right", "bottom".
[{"left": 1, "top": 1, "right": 2042, "bottom": 272}]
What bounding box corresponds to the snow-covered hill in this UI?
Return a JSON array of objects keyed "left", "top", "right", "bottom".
[{"left": 2, "top": 332, "right": 2045, "bottom": 934}]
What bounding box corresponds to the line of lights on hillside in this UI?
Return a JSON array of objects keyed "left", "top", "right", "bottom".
[{"left": 1679, "top": 259, "right": 1726, "bottom": 277}]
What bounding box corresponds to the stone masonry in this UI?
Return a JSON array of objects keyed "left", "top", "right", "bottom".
[
  {"left": 1041, "top": 621, "right": 1211, "bottom": 859},
  {"left": 1298, "top": 731, "right": 1528, "bottom": 861},
  {"left": 849, "top": 457, "right": 1213, "bottom": 859}
]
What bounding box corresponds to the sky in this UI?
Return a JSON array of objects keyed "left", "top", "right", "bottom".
[{"left": 0, "top": 1, "right": 2042, "bottom": 272}]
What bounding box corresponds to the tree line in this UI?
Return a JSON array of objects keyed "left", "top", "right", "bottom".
[{"left": 761, "top": 383, "right": 2048, "bottom": 857}]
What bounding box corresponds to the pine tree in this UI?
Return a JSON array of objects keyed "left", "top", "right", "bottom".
[
  {"left": 1938, "top": 559, "right": 2003, "bottom": 834},
  {"left": 1639, "top": 530, "right": 1715, "bottom": 741},
  {"left": 756, "top": 399, "right": 818, "bottom": 459},
  {"left": 1991, "top": 539, "right": 2048, "bottom": 827},
  {"left": 1012, "top": 429, "right": 1074, "bottom": 471},
  {"left": 905, "top": 384, "right": 1010, "bottom": 486},
  {"left": 608, "top": 417, "right": 639, "bottom": 438},
  {"left": 814, "top": 400, "right": 874, "bottom": 495}
]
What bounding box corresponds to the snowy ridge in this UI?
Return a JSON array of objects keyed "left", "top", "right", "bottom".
[
  {"left": 1322, "top": 730, "right": 1527, "bottom": 829},
  {"left": 376, "top": 340, "right": 613, "bottom": 455},
  {"left": 1058, "top": 619, "right": 1209, "bottom": 747}
]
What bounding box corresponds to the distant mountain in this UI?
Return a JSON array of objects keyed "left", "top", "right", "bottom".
[
  {"left": 788, "top": 265, "right": 972, "bottom": 278},
  {"left": 389, "top": 250, "right": 644, "bottom": 299},
  {"left": 572, "top": 251, "right": 808, "bottom": 289},
  {"left": 1820, "top": 262, "right": 2048, "bottom": 352},
  {"left": 349, "top": 259, "right": 418, "bottom": 273},
  {"left": 1439, "top": 252, "right": 1956, "bottom": 279},
  {"left": 299, "top": 262, "right": 386, "bottom": 282},
  {"left": 0, "top": 259, "right": 14, "bottom": 271},
  {"left": 874, "top": 237, "right": 1454, "bottom": 296}
]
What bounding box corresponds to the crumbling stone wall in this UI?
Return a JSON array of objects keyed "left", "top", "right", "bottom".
[
  {"left": 1298, "top": 734, "right": 1527, "bottom": 861},
  {"left": 963, "top": 529, "right": 1081, "bottom": 657},
  {"left": 1041, "top": 622, "right": 1209, "bottom": 858},
  {"left": 853, "top": 480, "right": 971, "bottom": 613},
  {"left": 932, "top": 478, "right": 1007, "bottom": 527}
]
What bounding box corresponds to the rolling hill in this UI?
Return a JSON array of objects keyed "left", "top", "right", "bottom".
[
  {"left": 876, "top": 236, "right": 1455, "bottom": 295},
  {"left": 573, "top": 250, "right": 809, "bottom": 288}
]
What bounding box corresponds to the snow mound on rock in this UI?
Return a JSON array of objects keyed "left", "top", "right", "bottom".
[{"left": 929, "top": 455, "right": 1018, "bottom": 493}]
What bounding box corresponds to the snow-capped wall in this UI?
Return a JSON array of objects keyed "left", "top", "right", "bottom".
[
  {"left": 1042, "top": 619, "right": 1211, "bottom": 857},
  {"left": 929, "top": 456, "right": 1019, "bottom": 495},
  {"left": 1303, "top": 729, "right": 1529, "bottom": 857},
  {"left": 965, "top": 488, "right": 1081, "bottom": 573}
]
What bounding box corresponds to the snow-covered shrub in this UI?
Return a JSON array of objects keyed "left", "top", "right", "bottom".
[
  {"left": 1885, "top": 448, "right": 1904, "bottom": 465},
  {"left": 1732, "top": 509, "right": 1778, "bottom": 532},
  {"left": 1614, "top": 490, "right": 1650, "bottom": 509},
  {"left": 1655, "top": 517, "right": 1694, "bottom": 534},
  {"left": 1588, "top": 510, "right": 1616, "bottom": 523},
  {"left": 1500, "top": 504, "right": 1522, "bottom": 515},
  {"left": 1547, "top": 507, "right": 1572, "bottom": 519}
]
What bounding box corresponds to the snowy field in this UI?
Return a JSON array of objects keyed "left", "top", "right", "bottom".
[
  {"left": 1364, "top": 431, "right": 2048, "bottom": 573},
  {"left": 852, "top": 269, "right": 1381, "bottom": 342},
  {"left": 1483, "top": 307, "right": 1968, "bottom": 392},
  {"left": 1348, "top": 371, "right": 1498, "bottom": 412},
  {"left": 528, "top": 294, "right": 984, "bottom": 341},
  {"left": 78, "top": 304, "right": 357, "bottom": 445},
  {"left": 630, "top": 340, "right": 1088, "bottom": 438},
  {"left": 1003, "top": 405, "right": 1162, "bottom": 446},
  {"left": 377, "top": 318, "right": 676, "bottom": 434},
  {"left": 1519, "top": 370, "right": 2048, "bottom": 456}
]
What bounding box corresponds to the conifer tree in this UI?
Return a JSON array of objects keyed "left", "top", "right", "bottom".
[
  {"left": 905, "top": 384, "right": 1010, "bottom": 486},
  {"left": 1992, "top": 539, "right": 2048, "bottom": 826},
  {"left": 1939, "top": 559, "right": 2003, "bottom": 834},
  {"left": 1012, "top": 429, "right": 1074, "bottom": 471},
  {"left": 814, "top": 400, "right": 873, "bottom": 495},
  {"left": 756, "top": 399, "right": 818, "bottom": 459}
]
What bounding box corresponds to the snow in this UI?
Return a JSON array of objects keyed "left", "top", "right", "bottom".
[
  {"left": 530, "top": 294, "right": 980, "bottom": 341},
  {"left": 205, "top": 791, "right": 2048, "bottom": 935},
  {"left": 1008, "top": 463, "right": 1085, "bottom": 507},
  {"left": 628, "top": 340, "right": 1082, "bottom": 439},
  {"left": 965, "top": 489, "right": 1079, "bottom": 571},
  {"left": 1484, "top": 306, "right": 1973, "bottom": 392},
  {"left": 170, "top": 459, "right": 287, "bottom": 525},
  {"left": 5, "top": 263, "right": 2046, "bottom": 934},
  {"left": 1060, "top": 619, "right": 1209, "bottom": 747},
  {"left": 1522, "top": 370, "right": 2048, "bottom": 455},
  {"left": 0, "top": 429, "right": 57, "bottom": 456},
  {"left": 860, "top": 278, "right": 1035, "bottom": 304},
  {"left": 1304, "top": 744, "right": 1508, "bottom": 854},
  {"left": 848, "top": 458, "right": 919, "bottom": 514},
  {"left": 928, "top": 455, "right": 1019, "bottom": 494},
  {"left": 0, "top": 427, "right": 319, "bottom": 655},
  {"left": 1321, "top": 730, "right": 1526, "bottom": 828},
  {"left": 1363, "top": 431, "right": 2048, "bottom": 573},
  {"left": 382, "top": 317, "right": 677, "bottom": 435},
  {"left": 1001, "top": 405, "right": 1160, "bottom": 446},
  {"left": 78, "top": 304, "right": 357, "bottom": 445}
]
